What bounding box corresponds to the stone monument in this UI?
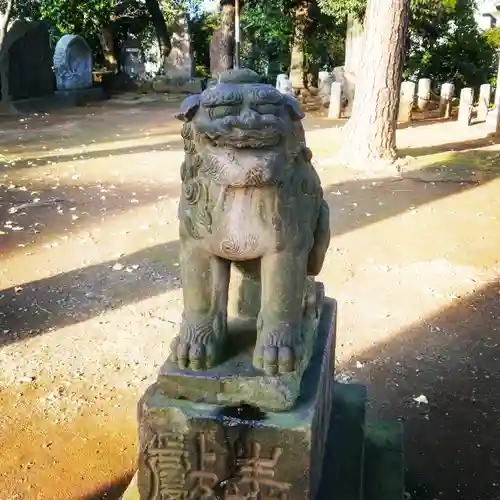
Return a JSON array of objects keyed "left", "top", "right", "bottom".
[
  {"left": 122, "top": 35, "right": 146, "bottom": 80},
  {"left": 0, "top": 20, "right": 54, "bottom": 103},
  {"left": 122, "top": 68, "right": 407, "bottom": 500},
  {"left": 53, "top": 34, "right": 93, "bottom": 90},
  {"left": 318, "top": 71, "right": 334, "bottom": 107},
  {"left": 164, "top": 13, "right": 193, "bottom": 81}
]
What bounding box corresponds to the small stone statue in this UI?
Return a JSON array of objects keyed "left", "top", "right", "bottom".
[
  {"left": 172, "top": 68, "right": 330, "bottom": 376},
  {"left": 276, "top": 73, "right": 295, "bottom": 96}
]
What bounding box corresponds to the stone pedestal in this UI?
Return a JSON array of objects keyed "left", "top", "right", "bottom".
[
  {"left": 122, "top": 381, "right": 406, "bottom": 500},
  {"left": 136, "top": 296, "right": 336, "bottom": 500}
]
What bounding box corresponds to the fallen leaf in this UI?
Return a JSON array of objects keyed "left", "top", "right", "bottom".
[{"left": 413, "top": 394, "right": 428, "bottom": 405}]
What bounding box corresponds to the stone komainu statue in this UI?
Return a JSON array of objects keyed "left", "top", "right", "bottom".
[{"left": 171, "top": 68, "right": 330, "bottom": 375}]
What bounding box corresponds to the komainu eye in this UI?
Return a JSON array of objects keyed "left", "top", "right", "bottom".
[
  {"left": 255, "top": 104, "right": 278, "bottom": 115},
  {"left": 208, "top": 106, "right": 239, "bottom": 119}
]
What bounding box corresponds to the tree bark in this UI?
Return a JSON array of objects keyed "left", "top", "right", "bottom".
[
  {"left": 338, "top": 0, "right": 410, "bottom": 168},
  {"left": 289, "top": 1, "right": 311, "bottom": 91},
  {"left": 0, "top": 0, "right": 14, "bottom": 104},
  {"left": 145, "top": 0, "right": 171, "bottom": 72},
  {"left": 99, "top": 24, "right": 118, "bottom": 72},
  {"left": 0, "top": 0, "right": 13, "bottom": 49},
  {"left": 210, "top": 1, "right": 235, "bottom": 77}
]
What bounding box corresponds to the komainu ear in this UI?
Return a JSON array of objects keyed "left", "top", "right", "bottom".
[
  {"left": 175, "top": 94, "right": 201, "bottom": 122},
  {"left": 283, "top": 94, "right": 305, "bottom": 121}
]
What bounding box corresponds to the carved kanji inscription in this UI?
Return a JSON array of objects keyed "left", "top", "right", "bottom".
[
  {"left": 145, "top": 432, "right": 190, "bottom": 500},
  {"left": 185, "top": 433, "right": 290, "bottom": 500},
  {"left": 188, "top": 433, "right": 218, "bottom": 499}
]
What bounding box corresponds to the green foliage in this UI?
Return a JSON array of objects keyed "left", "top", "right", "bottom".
[
  {"left": 316, "top": 0, "right": 497, "bottom": 91},
  {"left": 405, "top": 0, "right": 497, "bottom": 91},
  {"left": 316, "top": 0, "right": 364, "bottom": 19},
  {"left": 236, "top": 0, "right": 345, "bottom": 80},
  {"left": 240, "top": 0, "right": 295, "bottom": 75},
  {"left": 189, "top": 9, "right": 218, "bottom": 75},
  {"left": 15, "top": 0, "right": 115, "bottom": 62},
  {"left": 484, "top": 26, "right": 500, "bottom": 48}
]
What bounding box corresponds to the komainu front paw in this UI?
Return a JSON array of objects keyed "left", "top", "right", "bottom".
[
  {"left": 253, "top": 327, "right": 301, "bottom": 376},
  {"left": 170, "top": 319, "right": 220, "bottom": 370}
]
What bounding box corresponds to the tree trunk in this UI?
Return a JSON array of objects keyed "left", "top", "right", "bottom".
[
  {"left": 0, "top": 0, "right": 13, "bottom": 49},
  {"left": 210, "top": 1, "right": 235, "bottom": 77},
  {"left": 145, "top": 0, "right": 171, "bottom": 73},
  {"left": 289, "top": 1, "right": 311, "bottom": 91},
  {"left": 0, "top": 0, "right": 14, "bottom": 104},
  {"left": 99, "top": 24, "right": 118, "bottom": 72},
  {"left": 338, "top": 0, "right": 410, "bottom": 168}
]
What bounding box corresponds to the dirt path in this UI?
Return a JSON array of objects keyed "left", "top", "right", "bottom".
[{"left": 1, "top": 101, "right": 500, "bottom": 500}]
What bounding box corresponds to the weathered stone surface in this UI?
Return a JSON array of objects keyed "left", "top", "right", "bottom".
[
  {"left": 478, "top": 83, "right": 491, "bottom": 122},
  {"left": 159, "top": 280, "right": 323, "bottom": 411},
  {"left": 397, "top": 81, "right": 415, "bottom": 123},
  {"left": 328, "top": 82, "right": 342, "bottom": 119},
  {"left": 0, "top": 20, "right": 54, "bottom": 101},
  {"left": 439, "top": 82, "right": 454, "bottom": 119},
  {"left": 276, "top": 73, "right": 294, "bottom": 96},
  {"left": 458, "top": 87, "right": 473, "bottom": 126},
  {"left": 318, "top": 71, "right": 333, "bottom": 107},
  {"left": 136, "top": 298, "right": 336, "bottom": 500},
  {"left": 417, "top": 78, "right": 431, "bottom": 112},
  {"left": 171, "top": 68, "right": 331, "bottom": 382},
  {"left": 53, "top": 34, "right": 93, "bottom": 91}
]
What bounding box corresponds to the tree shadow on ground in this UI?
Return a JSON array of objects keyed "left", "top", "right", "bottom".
[
  {"left": 400, "top": 135, "right": 499, "bottom": 158},
  {"left": 339, "top": 279, "right": 500, "bottom": 500},
  {"left": 323, "top": 149, "right": 500, "bottom": 236},
  {"left": 0, "top": 100, "right": 181, "bottom": 158},
  {"left": 0, "top": 240, "right": 181, "bottom": 348},
  {"left": 79, "top": 472, "right": 135, "bottom": 500},
  {"left": 1, "top": 139, "right": 185, "bottom": 171},
  {"left": 0, "top": 181, "right": 180, "bottom": 255},
  {"left": 2, "top": 156, "right": 498, "bottom": 346}
]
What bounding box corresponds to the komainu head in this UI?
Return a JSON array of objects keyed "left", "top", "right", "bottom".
[{"left": 175, "top": 68, "right": 307, "bottom": 187}]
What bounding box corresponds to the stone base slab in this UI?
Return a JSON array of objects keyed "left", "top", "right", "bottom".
[{"left": 158, "top": 281, "right": 325, "bottom": 412}]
